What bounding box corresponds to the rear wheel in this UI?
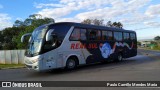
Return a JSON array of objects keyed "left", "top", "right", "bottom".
[
  {"left": 66, "top": 58, "right": 77, "bottom": 69},
  {"left": 114, "top": 53, "right": 123, "bottom": 62},
  {"left": 117, "top": 54, "right": 123, "bottom": 61}
]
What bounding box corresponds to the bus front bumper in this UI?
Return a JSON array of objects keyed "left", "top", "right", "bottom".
[{"left": 24, "top": 56, "right": 42, "bottom": 71}]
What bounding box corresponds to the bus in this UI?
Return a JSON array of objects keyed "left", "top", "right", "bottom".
[{"left": 21, "top": 22, "right": 137, "bottom": 71}]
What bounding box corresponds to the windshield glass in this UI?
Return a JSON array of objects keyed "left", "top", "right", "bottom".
[{"left": 26, "top": 25, "right": 47, "bottom": 56}]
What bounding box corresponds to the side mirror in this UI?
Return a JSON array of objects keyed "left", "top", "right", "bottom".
[
  {"left": 21, "top": 33, "right": 32, "bottom": 43},
  {"left": 46, "top": 29, "right": 54, "bottom": 41}
]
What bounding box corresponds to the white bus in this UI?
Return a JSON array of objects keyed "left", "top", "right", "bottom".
[{"left": 21, "top": 22, "right": 137, "bottom": 71}]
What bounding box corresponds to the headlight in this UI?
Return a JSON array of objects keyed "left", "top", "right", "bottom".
[
  {"left": 32, "top": 59, "right": 38, "bottom": 63},
  {"left": 32, "top": 57, "right": 43, "bottom": 63}
]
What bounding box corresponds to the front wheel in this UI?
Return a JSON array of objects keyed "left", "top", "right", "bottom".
[{"left": 66, "top": 58, "right": 77, "bottom": 69}]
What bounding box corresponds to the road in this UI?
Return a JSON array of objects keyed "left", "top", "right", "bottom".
[{"left": 1, "top": 49, "right": 160, "bottom": 90}]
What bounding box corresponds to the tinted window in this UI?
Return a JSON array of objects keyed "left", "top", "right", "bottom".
[
  {"left": 48, "top": 25, "right": 70, "bottom": 41},
  {"left": 88, "top": 29, "right": 101, "bottom": 40},
  {"left": 80, "top": 29, "right": 87, "bottom": 40},
  {"left": 123, "top": 32, "right": 130, "bottom": 40},
  {"left": 42, "top": 25, "right": 71, "bottom": 54},
  {"left": 70, "top": 28, "right": 87, "bottom": 40},
  {"left": 130, "top": 33, "right": 136, "bottom": 40},
  {"left": 97, "top": 30, "right": 101, "bottom": 40},
  {"left": 70, "top": 28, "right": 80, "bottom": 40},
  {"left": 114, "top": 32, "right": 122, "bottom": 41},
  {"left": 102, "top": 31, "right": 113, "bottom": 40}
]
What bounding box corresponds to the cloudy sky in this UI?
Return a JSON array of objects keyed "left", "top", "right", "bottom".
[{"left": 0, "top": 0, "right": 160, "bottom": 40}]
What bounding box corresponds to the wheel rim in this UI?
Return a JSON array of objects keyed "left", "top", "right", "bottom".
[
  {"left": 67, "top": 59, "right": 75, "bottom": 69},
  {"left": 118, "top": 55, "right": 122, "bottom": 61}
]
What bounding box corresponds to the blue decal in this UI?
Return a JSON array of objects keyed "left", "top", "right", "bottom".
[{"left": 99, "top": 42, "right": 111, "bottom": 58}]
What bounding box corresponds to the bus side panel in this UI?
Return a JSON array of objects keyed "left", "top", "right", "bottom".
[
  {"left": 78, "top": 41, "right": 119, "bottom": 64},
  {"left": 57, "top": 26, "right": 88, "bottom": 67},
  {"left": 42, "top": 49, "right": 58, "bottom": 70},
  {"left": 122, "top": 40, "right": 137, "bottom": 58},
  {"left": 58, "top": 41, "right": 88, "bottom": 67},
  {"left": 81, "top": 40, "right": 137, "bottom": 64}
]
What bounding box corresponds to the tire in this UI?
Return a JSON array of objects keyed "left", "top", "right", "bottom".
[
  {"left": 66, "top": 58, "right": 77, "bottom": 69},
  {"left": 117, "top": 54, "right": 123, "bottom": 61}
]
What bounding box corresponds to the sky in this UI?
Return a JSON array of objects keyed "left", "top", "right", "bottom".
[{"left": 0, "top": 0, "right": 160, "bottom": 40}]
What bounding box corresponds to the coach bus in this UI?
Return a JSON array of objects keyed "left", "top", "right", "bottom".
[{"left": 21, "top": 22, "right": 137, "bottom": 71}]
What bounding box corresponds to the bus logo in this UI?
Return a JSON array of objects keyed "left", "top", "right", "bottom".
[{"left": 2, "top": 82, "right": 11, "bottom": 87}]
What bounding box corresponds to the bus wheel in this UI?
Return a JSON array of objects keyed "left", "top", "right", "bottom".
[
  {"left": 117, "top": 54, "right": 123, "bottom": 61},
  {"left": 66, "top": 58, "right": 77, "bottom": 69}
]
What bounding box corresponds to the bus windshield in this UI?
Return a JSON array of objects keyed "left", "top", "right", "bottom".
[{"left": 26, "top": 25, "right": 48, "bottom": 56}]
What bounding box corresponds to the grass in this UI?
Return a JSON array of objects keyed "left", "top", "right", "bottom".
[
  {"left": 146, "top": 47, "right": 160, "bottom": 51},
  {"left": 152, "top": 47, "right": 160, "bottom": 50},
  {"left": 0, "top": 64, "right": 25, "bottom": 69}
]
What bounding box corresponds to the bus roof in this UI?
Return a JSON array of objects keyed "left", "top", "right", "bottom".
[{"left": 49, "top": 22, "right": 136, "bottom": 33}]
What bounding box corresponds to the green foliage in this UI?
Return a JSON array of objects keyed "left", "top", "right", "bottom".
[
  {"left": 0, "top": 64, "right": 24, "bottom": 69},
  {"left": 112, "top": 22, "right": 123, "bottom": 28},
  {"left": 152, "top": 45, "right": 160, "bottom": 50},
  {"left": 81, "top": 18, "right": 104, "bottom": 26},
  {"left": 137, "top": 41, "right": 141, "bottom": 46},
  {"left": 154, "top": 36, "right": 160, "bottom": 41},
  {"left": 81, "top": 19, "right": 123, "bottom": 28},
  {"left": 13, "top": 20, "right": 24, "bottom": 27},
  {"left": 0, "top": 14, "right": 54, "bottom": 50},
  {"left": 151, "top": 36, "right": 160, "bottom": 50},
  {"left": 12, "top": 26, "right": 36, "bottom": 49},
  {"left": 81, "top": 19, "right": 92, "bottom": 24},
  {"left": 150, "top": 41, "right": 157, "bottom": 45}
]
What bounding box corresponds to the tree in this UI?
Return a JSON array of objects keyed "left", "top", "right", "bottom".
[
  {"left": 13, "top": 20, "right": 24, "bottom": 27},
  {"left": 81, "top": 19, "right": 104, "bottom": 26},
  {"left": 154, "top": 36, "right": 160, "bottom": 41},
  {"left": 117, "top": 22, "right": 123, "bottom": 29},
  {"left": 29, "top": 14, "right": 42, "bottom": 19},
  {"left": 23, "top": 18, "right": 32, "bottom": 26},
  {"left": 137, "top": 41, "right": 141, "bottom": 46},
  {"left": 81, "top": 19, "right": 92, "bottom": 24},
  {"left": 0, "top": 31, "right": 3, "bottom": 49},
  {"left": 13, "top": 14, "right": 54, "bottom": 27},
  {"left": 1, "top": 14, "right": 55, "bottom": 50},
  {"left": 112, "top": 22, "right": 118, "bottom": 27},
  {"left": 112, "top": 22, "right": 123, "bottom": 28},
  {"left": 31, "top": 17, "right": 55, "bottom": 27},
  {"left": 154, "top": 36, "right": 160, "bottom": 49},
  {"left": 92, "top": 19, "right": 104, "bottom": 26},
  {"left": 82, "top": 19, "right": 123, "bottom": 28},
  {"left": 12, "top": 17, "right": 55, "bottom": 49},
  {"left": 106, "top": 21, "right": 113, "bottom": 27}
]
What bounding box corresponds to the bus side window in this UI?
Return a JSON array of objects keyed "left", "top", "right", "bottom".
[
  {"left": 88, "top": 30, "right": 101, "bottom": 40},
  {"left": 80, "top": 29, "right": 87, "bottom": 40},
  {"left": 102, "top": 31, "right": 107, "bottom": 40},
  {"left": 97, "top": 30, "right": 101, "bottom": 40},
  {"left": 114, "top": 32, "right": 122, "bottom": 41},
  {"left": 108, "top": 31, "right": 113, "bottom": 40},
  {"left": 70, "top": 28, "right": 87, "bottom": 41},
  {"left": 89, "top": 30, "right": 96, "bottom": 40},
  {"left": 123, "top": 32, "right": 130, "bottom": 41},
  {"left": 102, "top": 31, "right": 113, "bottom": 40},
  {"left": 130, "top": 33, "right": 136, "bottom": 40},
  {"left": 70, "top": 28, "right": 80, "bottom": 40}
]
